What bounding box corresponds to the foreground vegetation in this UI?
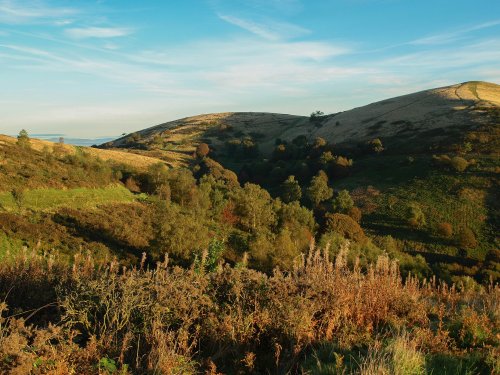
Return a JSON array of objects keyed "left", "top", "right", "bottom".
[{"left": 0, "top": 245, "right": 498, "bottom": 374}]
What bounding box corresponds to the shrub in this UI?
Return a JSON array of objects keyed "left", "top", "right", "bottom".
[
  {"left": 457, "top": 227, "right": 477, "bottom": 249},
  {"left": 10, "top": 187, "right": 25, "bottom": 209},
  {"left": 16, "top": 129, "right": 30, "bottom": 148},
  {"left": 367, "top": 138, "right": 384, "bottom": 153},
  {"left": 195, "top": 142, "right": 210, "bottom": 158},
  {"left": 437, "top": 222, "right": 453, "bottom": 238},
  {"left": 0, "top": 245, "right": 498, "bottom": 373},
  {"left": 347, "top": 206, "right": 362, "bottom": 223},
  {"left": 450, "top": 156, "right": 469, "bottom": 172},
  {"left": 324, "top": 213, "right": 365, "bottom": 242},
  {"left": 407, "top": 203, "right": 426, "bottom": 228},
  {"left": 331, "top": 190, "right": 354, "bottom": 213}
]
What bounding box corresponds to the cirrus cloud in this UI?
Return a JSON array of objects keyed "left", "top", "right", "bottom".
[{"left": 65, "top": 26, "right": 133, "bottom": 39}]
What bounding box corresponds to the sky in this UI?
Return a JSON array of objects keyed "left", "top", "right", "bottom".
[{"left": 1, "top": 0, "right": 500, "bottom": 138}]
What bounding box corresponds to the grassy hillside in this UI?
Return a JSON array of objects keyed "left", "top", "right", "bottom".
[
  {"left": 0, "top": 186, "right": 138, "bottom": 212},
  {"left": 103, "top": 81, "right": 500, "bottom": 159},
  {"left": 0, "top": 134, "right": 163, "bottom": 173}
]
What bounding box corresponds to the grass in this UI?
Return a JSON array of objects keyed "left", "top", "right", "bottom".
[
  {"left": 0, "top": 185, "right": 141, "bottom": 212},
  {"left": 335, "top": 153, "right": 495, "bottom": 260},
  {"left": 0, "top": 232, "right": 24, "bottom": 259}
]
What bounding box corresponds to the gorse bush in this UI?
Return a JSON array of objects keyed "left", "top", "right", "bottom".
[{"left": 0, "top": 244, "right": 497, "bottom": 374}]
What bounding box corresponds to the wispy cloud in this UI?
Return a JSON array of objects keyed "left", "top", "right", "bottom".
[
  {"left": 410, "top": 19, "right": 500, "bottom": 45},
  {"left": 212, "top": 0, "right": 303, "bottom": 15},
  {"left": 0, "top": 0, "right": 77, "bottom": 24},
  {"left": 218, "top": 14, "right": 309, "bottom": 40},
  {"left": 65, "top": 27, "right": 133, "bottom": 39}
]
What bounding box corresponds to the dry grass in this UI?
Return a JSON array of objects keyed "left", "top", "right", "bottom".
[
  {"left": 0, "top": 135, "right": 163, "bottom": 169},
  {"left": 0, "top": 242, "right": 498, "bottom": 374}
]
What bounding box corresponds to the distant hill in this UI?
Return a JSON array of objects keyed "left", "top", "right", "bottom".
[{"left": 103, "top": 81, "right": 500, "bottom": 161}]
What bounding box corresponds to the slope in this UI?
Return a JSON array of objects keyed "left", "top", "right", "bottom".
[{"left": 103, "top": 81, "right": 500, "bottom": 160}]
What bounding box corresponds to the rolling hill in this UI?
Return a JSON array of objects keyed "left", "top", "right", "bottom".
[
  {"left": 101, "top": 81, "right": 499, "bottom": 271},
  {"left": 103, "top": 81, "right": 500, "bottom": 161}
]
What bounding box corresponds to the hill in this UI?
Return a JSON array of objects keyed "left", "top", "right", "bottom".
[
  {"left": 103, "top": 81, "right": 500, "bottom": 160},
  {"left": 0, "top": 134, "right": 163, "bottom": 171},
  {"left": 101, "top": 81, "right": 499, "bottom": 281}
]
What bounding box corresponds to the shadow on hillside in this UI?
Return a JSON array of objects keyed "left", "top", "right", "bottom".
[
  {"left": 53, "top": 213, "right": 144, "bottom": 263},
  {"left": 408, "top": 251, "right": 479, "bottom": 267},
  {"left": 363, "top": 214, "right": 450, "bottom": 247}
]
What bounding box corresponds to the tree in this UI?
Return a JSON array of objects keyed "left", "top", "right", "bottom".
[
  {"left": 457, "top": 227, "right": 477, "bottom": 249},
  {"left": 16, "top": 129, "right": 30, "bottom": 148},
  {"left": 309, "top": 111, "right": 325, "bottom": 125},
  {"left": 280, "top": 175, "right": 302, "bottom": 203},
  {"left": 319, "top": 151, "right": 334, "bottom": 166},
  {"left": 233, "top": 183, "right": 276, "bottom": 232},
  {"left": 144, "top": 163, "right": 170, "bottom": 194},
  {"left": 450, "top": 156, "right": 469, "bottom": 172},
  {"left": 195, "top": 143, "right": 210, "bottom": 158},
  {"left": 168, "top": 168, "right": 197, "bottom": 206},
  {"left": 437, "top": 222, "right": 453, "bottom": 238},
  {"left": 313, "top": 137, "right": 327, "bottom": 149},
  {"left": 332, "top": 190, "right": 354, "bottom": 213},
  {"left": 367, "top": 138, "right": 384, "bottom": 153},
  {"left": 306, "top": 170, "right": 333, "bottom": 207},
  {"left": 151, "top": 201, "right": 210, "bottom": 263},
  {"left": 407, "top": 203, "right": 426, "bottom": 228},
  {"left": 324, "top": 213, "right": 365, "bottom": 242}
]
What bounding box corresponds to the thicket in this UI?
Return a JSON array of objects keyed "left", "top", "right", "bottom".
[{"left": 235, "top": 135, "right": 354, "bottom": 191}]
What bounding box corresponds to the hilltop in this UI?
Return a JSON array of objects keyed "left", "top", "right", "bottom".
[{"left": 103, "top": 81, "right": 500, "bottom": 161}]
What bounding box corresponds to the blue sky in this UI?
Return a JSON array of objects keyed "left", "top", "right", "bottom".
[{"left": 1, "top": 0, "right": 499, "bottom": 137}]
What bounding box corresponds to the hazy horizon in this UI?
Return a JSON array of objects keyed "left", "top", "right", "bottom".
[{"left": 1, "top": 0, "right": 500, "bottom": 137}]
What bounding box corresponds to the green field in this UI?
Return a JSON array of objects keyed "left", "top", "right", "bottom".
[{"left": 0, "top": 185, "right": 141, "bottom": 212}]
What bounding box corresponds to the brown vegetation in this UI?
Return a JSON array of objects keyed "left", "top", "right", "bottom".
[{"left": 0, "top": 245, "right": 498, "bottom": 374}]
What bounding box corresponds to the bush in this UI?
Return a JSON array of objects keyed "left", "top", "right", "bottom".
[
  {"left": 347, "top": 206, "right": 362, "bottom": 223},
  {"left": 331, "top": 190, "right": 354, "bottom": 213},
  {"left": 324, "top": 213, "right": 365, "bottom": 242},
  {"left": 16, "top": 129, "right": 30, "bottom": 148},
  {"left": 457, "top": 227, "right": 478, "bottom": 249},
  {"left": 407, "top": 203, "right": 426, "bottom": 228},
  {"left": 0, "top": 245, "right": 498, "bottom": 373},
  {"left": 437, "top": 222, "right": 453, "bottom": 238},
  {"left": 195, "top": 143, "right": 210, "bottom": 158},
  {"left": 450, "top": 156, "right": 469, "bottom": 172}
]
